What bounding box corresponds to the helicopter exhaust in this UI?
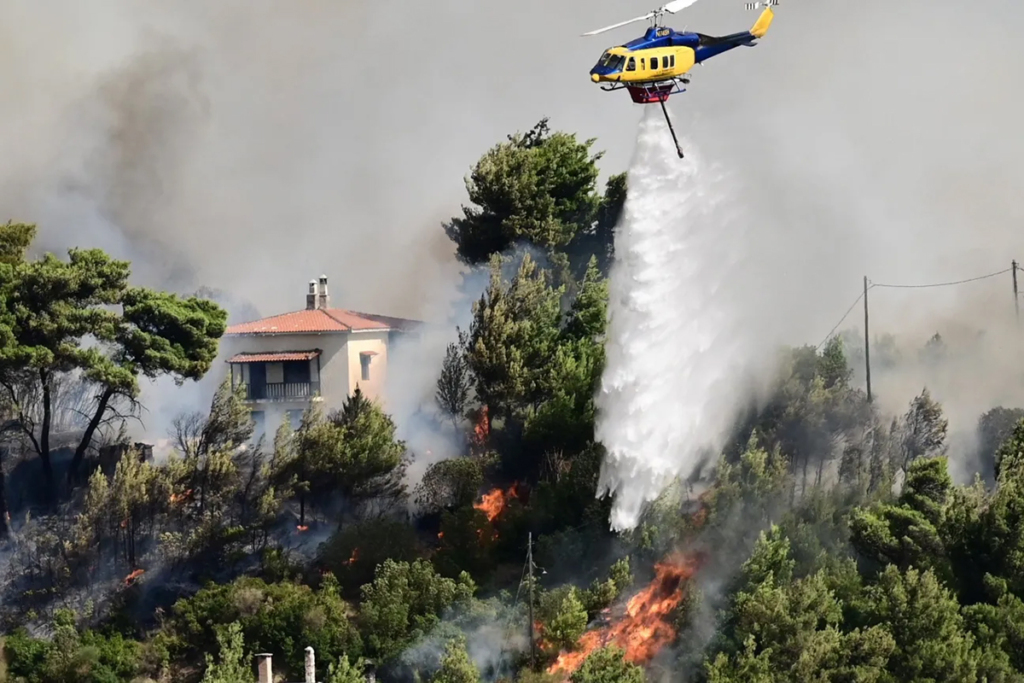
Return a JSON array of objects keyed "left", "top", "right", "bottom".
[{"left": 658, "top": 98, "right": 685, "bottom": 158}]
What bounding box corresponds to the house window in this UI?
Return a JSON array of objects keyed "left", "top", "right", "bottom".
[
  {"left": 287, "top": 409, "right": 304, "bottom": 431},
  {"left": 360, "top": 354, "right": 372, "bottom": 381},
  {"left": 283, "top": 360, "right": 311, "bottom": 385}
]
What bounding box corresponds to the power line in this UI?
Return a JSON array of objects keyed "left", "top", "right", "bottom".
[
  {"left": 816, "top": 287, "right": 871, "bottom": 350},
  {"left": 816, "top": 264, "right": 1018, "bottom": 349},
  {"left": 870, "top": 267, "right": 1012, "bottom": 289}
]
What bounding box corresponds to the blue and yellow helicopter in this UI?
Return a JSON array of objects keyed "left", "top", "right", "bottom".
[{"left": 584, "top": 0, "right": 777, "bottom": 157}]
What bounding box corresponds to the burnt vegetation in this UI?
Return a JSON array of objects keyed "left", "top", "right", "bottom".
[{"left": 0, "top": 121, "right": 1023, "bottom": 683}]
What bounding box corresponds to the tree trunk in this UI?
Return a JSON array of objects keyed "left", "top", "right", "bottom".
[
  {"left": 800, "top": 451, "right": 810, "bottom": 498},
  {"left": 39, "top": 369, "right": 54, "bottom": 502},
  {"left": 68, "top": 386, "right": 115, "bottom": 484},
  {"left": 0, "top": 447, "right": 8, "bottom": 539}
]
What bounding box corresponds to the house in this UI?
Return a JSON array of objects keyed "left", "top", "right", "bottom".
[{"left": 221, "top": 275, "right": 421, "bottom": 441}]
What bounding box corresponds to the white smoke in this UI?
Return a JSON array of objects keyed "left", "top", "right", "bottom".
[{"left": 595, "top": 107, "right": 765, "bottom": 532}]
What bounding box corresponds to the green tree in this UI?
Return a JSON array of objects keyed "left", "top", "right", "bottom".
[
  {"left": 274, "top": 390, "right": 407, "bottom": 525},
  {"left": 863, "top": 565, "right": 979, "bottom": 682},
  {"left": 0, "top": 222, "right": 227, "bottom": 495},
  {"left": 358, "top": 558, "right": 476, "bottom": 662},
  {"left": 430, "top": 638, "right": 480, "bottom": 683},
  {"left": 436, "top": 329, "right": 473, "bottom": 429},
  {"left": 443, "top": 119, "right": 603, "bottom": 265},
  {"left": 978, "top": 409, "right": 1024, "bottom": 476},
  {"left": 569, "top": 173, "right": 627, "bottom": 276},
  {"left": 900, "top": 388, "right": 949, "bottom": 469},
  {"left": 562, "top": 257, "right": 608, "bottom": 343},
  {"left": 850, "top": 456, "right": 952, "bottom": 583},
  {"left": 538, "top": 586, "right": 588, "bottom": 651},
  {"left": 414, "top": 457, "right": 485, "bottom": 514},
  {"left": 326, "top": 654, "right": 369, "bottom": 683},
  {"left": 467, "top": 253, "right": 562, "bottom": 421},
  {"left": 569, "top": 646, "right": 645, "bottom": 683},
  {"left": 201, "top": 622, "right": 250, "bottom": 683}
]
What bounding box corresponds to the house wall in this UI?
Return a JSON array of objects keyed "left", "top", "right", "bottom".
[
  {"left": 218, "top": 332, "right": 353, "bottom": 439},
  {"left": 345, "top": 330, "right": 389, "bottom": 407}
]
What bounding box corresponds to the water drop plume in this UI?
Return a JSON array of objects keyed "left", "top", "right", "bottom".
[{"left": 596, "top": 106, "right": 761, "bottom": 531}]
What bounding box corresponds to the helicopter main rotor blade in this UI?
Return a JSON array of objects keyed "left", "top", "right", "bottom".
[
  {"left": 582, "top": 12, "right": 655, "bottom": 37},
  {"left": 662, "top": 0, "right": 701, "bottom": 14},
  {"left": 581, "top": 0, "right": 701, "bottom": 37}
]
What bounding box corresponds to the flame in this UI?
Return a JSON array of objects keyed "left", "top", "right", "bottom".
[
  {"left": 437, "top": 531, "right": 444, "bottom": 539},
  {"left": 344, "top": 547, "right": 360, "bottom": 565},
  {"left": 546, "top": 552, "right": 703, "bottom": 677},
  {"left": 470, "top": 405, "right": 490, "bottom": 451},
  {"left": 169, "top": 489, "right": 193, "bottom": 505},
  {"left": 296, "top": 525, "right": 309, "bottom": 532},
  {"left": 124, "top": 569, "right": 145, "bottom": 585},
  {"left": 473, "top": 483, "right": 519, "bottom": 522}
]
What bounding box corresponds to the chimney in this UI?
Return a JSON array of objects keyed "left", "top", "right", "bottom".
[
  {"left": 255, "top": 653, "right": 273, "bottom": 683},
  {"left": 306, "top": 280, "right": 317, "bottom": 310},
  {"left": 318, "top": 274, "right": 330, "bottom": 310},
  {"left": 304, "top": 647, "right": 316, "bottom": 683}
]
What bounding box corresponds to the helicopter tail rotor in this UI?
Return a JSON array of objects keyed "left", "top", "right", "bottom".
[{"left": 744, "top": 0, "right": 778, "bottom": 10}]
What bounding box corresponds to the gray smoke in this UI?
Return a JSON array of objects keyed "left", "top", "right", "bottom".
[{"left": 1, "top": 0, "right": 1021, "bottom": 471}]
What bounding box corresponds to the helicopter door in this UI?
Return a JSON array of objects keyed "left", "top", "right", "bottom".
[{"left": 651, "top": 56, "right": 659, "bottom": 70}]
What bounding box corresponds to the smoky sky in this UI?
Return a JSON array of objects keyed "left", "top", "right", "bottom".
[{"left": 1, "top": 0, "right": 1022, "bottom": 446}]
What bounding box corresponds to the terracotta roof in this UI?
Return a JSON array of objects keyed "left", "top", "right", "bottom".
[
  {"left": 227, "top": 350, "right": 322, "bottom": 363},
  {"left": 224, "top": 307, "right": 422, "bottom": 336}
]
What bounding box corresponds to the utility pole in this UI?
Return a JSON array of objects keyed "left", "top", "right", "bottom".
[
  {"left": 1013, "top": 260, "right": 1019, "bottom": 326},
  {"left": 527, "top": 532, "right": 536, "bottom": 666},
  {"left": 863, "top": 276, "right": 872, "bottom": 403}
]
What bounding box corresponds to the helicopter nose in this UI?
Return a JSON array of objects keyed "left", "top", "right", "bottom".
[{"left": 591, "top": 73, "right": 600, "bottom": 82}]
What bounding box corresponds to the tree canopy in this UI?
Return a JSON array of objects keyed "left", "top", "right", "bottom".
[{"left": 2, "top": 121, "right": 1023, "bottom": 683}]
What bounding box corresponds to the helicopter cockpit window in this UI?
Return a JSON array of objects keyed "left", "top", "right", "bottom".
[
  {"left": 626, "top": 57, "right": 635, "bottom": 71},
  {"left": 606, "top": 55, "right": 625, "bottom": 71}
]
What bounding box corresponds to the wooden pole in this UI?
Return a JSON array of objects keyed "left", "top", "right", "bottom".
[
  {"left": 1013, "top": 260, "right": 1019, "bottom": 326},
  {"left": 527, "top": 532, "right": 537, "bottom": 666},
  {"left": 864, "top": 276, "right": 872, "bottom": 403}
]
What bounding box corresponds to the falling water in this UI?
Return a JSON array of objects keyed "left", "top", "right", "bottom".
[{"left": 596, "top": 106, "right": 759, "bottom": 531}]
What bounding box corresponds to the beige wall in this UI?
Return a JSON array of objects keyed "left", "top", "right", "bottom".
[
  {"left": 345, "top": 331, "right": 389, "bottom": 407},
  {"left": 216, "top": 330, "right": 393, "bottom": 440},
  {"left": 218, "top": 332, "right": 349, "bottom": 439}
]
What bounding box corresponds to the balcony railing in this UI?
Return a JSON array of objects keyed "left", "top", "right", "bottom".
[{"left": 240, "top": 381, "right": 320, "bottom": 401}]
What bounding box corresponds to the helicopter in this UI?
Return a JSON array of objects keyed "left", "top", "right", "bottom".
[{"left": 584, "top": 0, "right": 777, "bottom": 157}]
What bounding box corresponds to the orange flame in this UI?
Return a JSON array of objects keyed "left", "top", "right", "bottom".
[
  {"left": 470, "top": 405, "right": 490, "bottom": 452},
  {"left": 473, "top": 483, "right": 519, "bottom": 522},
  {"left": 344, "top": 547, "right": 360, "bottom": 565},
  {"left": 546, "top": 552, "right": 703, "bottom": 677},
  {"left": 124, "top": 569, "right": 145, "bottom": 585},
  {"left": 296, "top": 525, "right": 309, "bottom": 533},
  {"left": 169, "top": 489, "right": 193, "bottom": 505}
]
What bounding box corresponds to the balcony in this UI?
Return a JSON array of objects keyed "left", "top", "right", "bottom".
[{"left": 242, "top": 381, "right": 321, "bottom": 402}]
